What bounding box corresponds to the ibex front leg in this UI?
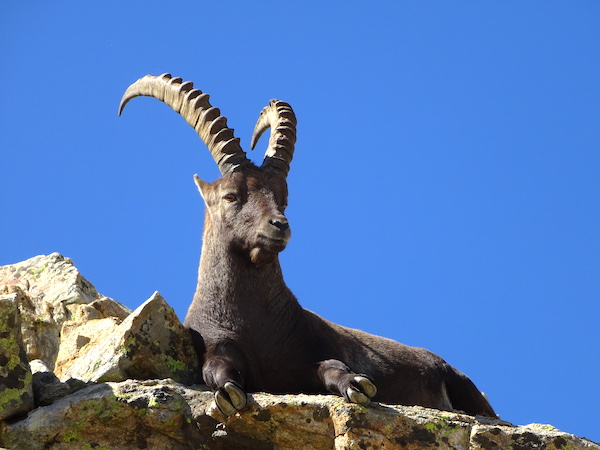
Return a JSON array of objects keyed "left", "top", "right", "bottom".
[
  {"left": 317, "top": 359, "right": 377, "bottom": 406},
  {"left": 202, "top": 347, "right": 247, "bottom": 416}
]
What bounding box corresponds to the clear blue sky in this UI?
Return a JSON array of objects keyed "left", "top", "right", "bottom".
[{"left": 2, "top": 2, "right": 599, "bottom": 443}]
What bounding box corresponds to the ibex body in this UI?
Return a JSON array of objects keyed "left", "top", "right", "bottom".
[{"left": 119, "top": 74, "right": 496, "bottom": 418}]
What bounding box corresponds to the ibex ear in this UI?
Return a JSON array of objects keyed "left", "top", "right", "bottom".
[{"left": 194, "top": 174, "right": 211, "bottom": 204}]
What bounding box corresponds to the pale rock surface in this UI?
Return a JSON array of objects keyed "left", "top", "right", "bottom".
[
  {"left": 54, "top": 317, "right": 122, "bottom": 380},
  {"left": 55, "top": 291, "right": 199, "bottom": 384},
  {"left": 0, "top": 253, "right": 131, "bottom": 371}
]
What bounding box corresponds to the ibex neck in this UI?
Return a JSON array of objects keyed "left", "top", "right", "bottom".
[
  {"left": 184, "top": 217, "right": 303, "bottom": 346},
  {"left": 195, "top": 231, "right": 288, "bottom": 308}
]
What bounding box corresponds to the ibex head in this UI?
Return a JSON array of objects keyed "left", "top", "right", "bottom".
[{"left": 119, "top": 74, "right": 297, "bottom": 265}]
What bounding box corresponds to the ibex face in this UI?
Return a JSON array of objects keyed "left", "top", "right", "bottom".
[
  {"left": 195, "top": 168, "right": 290, "bottom": 265},
  {"left": 118, "top": 74, "right": 296, "bottom": 266}
]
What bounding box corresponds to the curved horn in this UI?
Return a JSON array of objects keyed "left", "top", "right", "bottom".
[
  {"left": 251, "top": 100, "right": 297, "bottom": 178},
  {"left": 119, "top": 73, "right": 250, "bottom": 175}
]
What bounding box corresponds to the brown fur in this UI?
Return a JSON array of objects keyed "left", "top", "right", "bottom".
[
  {"left": 184, "top": 166, "right": 496, "bottom": 417},
  {"left": 117, "top": 73, "right": 495, "bottom": 417}
]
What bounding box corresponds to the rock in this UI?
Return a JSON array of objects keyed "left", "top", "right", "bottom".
[
  {"left": 54, "top": 292, "right": 200, "bottom": 385},
  {"left": 0, "top": 288, "right": 34, "bottom": 421},
  {"left": 0, "top": 253, "right": 131, "bottom": 371},
  {"left": 28, "top": 359, "right": 51, "bottom": 374},
  {"left": 29, "top": 360, "right": 76, "bottom": 407},
  {"left": 470, "top": 422, "right": 597, "bottom": 450},
  {"left": 1, "top": 254, "right": 199, "bottom": 387},
  {"left": 204, "top": 393, "right": 600, "bottom": 450},
  {"left": 53, "top": 317, "right": 122, "bottom": 381},
  {"left": 0, "top": 253, "right": 130, "bottom": 322},
  {"left": 1, "top": 379, "right": 597, "bottom": 450},
  {"left": 31, "top": 370, "right": 73, "bottom": 407},
  {"left": 0, "top": 380, "right": 206, "bottom": 450},
  {"left": 204, "top": 393, "right": 338, "bottom": 450}
]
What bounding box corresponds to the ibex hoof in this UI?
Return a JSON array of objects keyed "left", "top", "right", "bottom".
[
  {"left": 215, "top": 381, "right": 247, "bottom": 416},
  {"left": 347, "top": 376, "right": 377, "bottom": 406}
]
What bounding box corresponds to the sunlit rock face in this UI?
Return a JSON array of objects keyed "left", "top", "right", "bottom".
[
  {"left": 1, "top": 254, "right": 598, "bottom": 449},
  {"left": 0, "top": 253, "right": 131, "bottom": 372}
]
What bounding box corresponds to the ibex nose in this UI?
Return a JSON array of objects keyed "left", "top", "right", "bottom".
[{"left": 269, "top": 216, "right": 290, "bottom": 232}]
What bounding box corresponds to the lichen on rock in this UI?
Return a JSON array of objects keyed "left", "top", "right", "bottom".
[
  {"left": 1, "top": 380, "right": 206, "bottom": 450},
  {"left": 55, "top": 291, "right": 200, "bottom": 385},
  {"left": 0, "top": 288, "right": 34, "bottom": 421}
]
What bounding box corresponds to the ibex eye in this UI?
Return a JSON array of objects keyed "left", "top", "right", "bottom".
[{"left": 223, "top": 194, "right": 237, "bottom": 202}]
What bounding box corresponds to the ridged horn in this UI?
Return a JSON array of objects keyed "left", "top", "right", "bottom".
[
  {"left": 251, "top": 100, "right": 297, "bottom": 178},
  {"left": 118, "top": 73, "right": 250, "bottom": 175}
]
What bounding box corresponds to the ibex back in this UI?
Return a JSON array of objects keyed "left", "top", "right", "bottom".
[{"left": 119, "top": 73, "right": 497, "bottom": 418}]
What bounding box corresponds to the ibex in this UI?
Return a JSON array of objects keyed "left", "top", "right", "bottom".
[{"left": 119, "top": 73, "right": 497, "bottom": 418}]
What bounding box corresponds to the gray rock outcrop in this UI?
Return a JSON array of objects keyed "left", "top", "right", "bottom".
[{"left": 2, "top": 379, "right": 598, "bottom": 449}]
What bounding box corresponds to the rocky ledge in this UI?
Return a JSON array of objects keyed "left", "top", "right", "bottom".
[{"left": 1, "top": 254, "right": 598, "bottom": 449}]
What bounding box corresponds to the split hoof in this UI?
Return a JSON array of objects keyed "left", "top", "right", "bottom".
[
  {"left": 347, "top": 376, "right": 377, "bottom": 406},
  {"left": 215, "top": 381, "right": 247, "bottom": 416},
  {"left": 355, "top": 376, "right": 377, "bottom": 398}
]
